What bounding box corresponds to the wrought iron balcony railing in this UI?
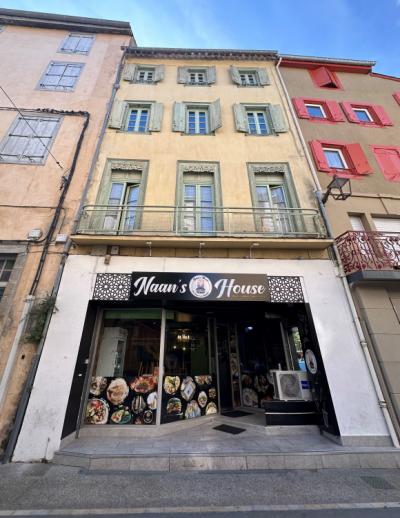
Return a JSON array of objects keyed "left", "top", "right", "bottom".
[
  {"left": 76, "top": 205, "right": 327, "bottom": 239},
  {"left": 336, "top": 231, "right": 400, "bottom": 275}
]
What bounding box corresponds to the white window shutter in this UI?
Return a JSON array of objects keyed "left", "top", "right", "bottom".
[
  {"left": 177, "top": 67, "right": 188, "bottom": 84},
  {"left": 209, "top": 99, "right": 222, "bottom": 132},
  {"left": 230, "top": 65, "right": 241, "bottom": 85},
  {"left": 207, "top": 66, "right": 216, "bottom": 84},
  {"left": 122, "top": 63, "right": 136, "bottom": 82},
  {"left": 154, "top": 65, "right": 164, "bottom": 83},
  {"left": 148, "top": 102, "right": 164, "bottom": 131},
  {"left": 233, "top": 104, "right": 248, "bottom": 132},
  {"left": 257, "top": 68, "right": 270, "bottom": 86},
  {"left": 108, "top": 100, "right": 125, "bottom": 129},
  {"left": 172, "top": 102, "right": 186, "bottom": 132},
  {"left": 269, "top": 105, "right": 288, "bottom": 133}
]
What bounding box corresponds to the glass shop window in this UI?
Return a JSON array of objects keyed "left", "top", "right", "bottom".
[{"left": 86, "top": 309, "right": 161, "bottom": 426}]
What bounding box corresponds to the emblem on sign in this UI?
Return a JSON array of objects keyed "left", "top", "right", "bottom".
[{"left": 189, "top": 275, "right": 213, "bottom": 298}]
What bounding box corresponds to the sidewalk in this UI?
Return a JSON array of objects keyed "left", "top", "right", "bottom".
[{"left": 1, "top": 462, "right": 400, "bottom": 514}]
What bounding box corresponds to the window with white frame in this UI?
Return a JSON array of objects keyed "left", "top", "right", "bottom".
[
  {"left": 104, "top": 180, "right": 141, "bottom": 232},
  {"left": 189, "top": 70, "right": 206, "bottom": 85},
  {"left": 135, "top": 67, "right": 155, "bottom": 83},
  {"left": 59, "top": 33, "right": 94, "bottom": 54},
  {"left": 353, "top": 107, "right": 373, "bottom": 123},
  {"left": 246, "top": 109, "right": 270, "bottom": 135},
  {"left": 305, "top": 103, "right": 327, "bottom": 119},
  {"left": 0, "top": 256, "right": 16, "bottom": 302},
  {"left": 39, "top": 62, "right": 83, "bottom": 91},
  {"left": 181, "top": 174, "right": 215, "bottom": 233},
  {"left": 240, "top": 71, "right": 258, "bottom": 86},
  {"left": 187, "top": 108, "right": 209, "bottom": 134},
  {"left": 0, "top": 115, "right": 60, "bottom": 164},
  {"left": 172, "top": 100, "right": 221, "bottom": 135},
  {"left": 323, "top": 147, "right": 348, "bottom": 169},
  {"left": 126, "top": 107, "right": 150, "bottom": 132}
]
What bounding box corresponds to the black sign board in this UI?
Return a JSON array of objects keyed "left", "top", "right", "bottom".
[{"left": 130, "top": 272, "right": 270, "bottom": 302}]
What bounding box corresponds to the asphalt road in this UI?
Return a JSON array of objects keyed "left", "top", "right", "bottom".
[{"left": 3, "top": 510, "right": 400, "bottom": 518}]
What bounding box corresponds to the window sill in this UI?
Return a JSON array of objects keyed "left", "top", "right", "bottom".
[
  {"left": 236, "top": 84, "right": 263, "bottom": 88},
  {"left": 132, "top": 81, "right": 158, "bottom": 85},
  {"left": 57, "top": 50, "right": 89, "bottom": 56},
  {"left": 184, "top": 83, "right": 211, "bottom": 87},
  {"left": 356, "top": 121, "right": 383, "bottom": 128},
  {"left": 117, "top": 130, "right": 153, "bottom": 135},
  {"left": 244, "top": 133, "right": 276, "bottom": 137},
  {"left": 323, "top": 167, "right": 366, "bottom": 180},
  {"left": 38, "top": 87, "right": 75, "bottom": 93},
  {"left": 180, "top": 132, "right": 215, "bottom": 136},
  {"left": 308, "top": 117, "right": 340, "bottom": 125},
  {"left": 0, "top": 158, "right": 45, "bottom": 166}
]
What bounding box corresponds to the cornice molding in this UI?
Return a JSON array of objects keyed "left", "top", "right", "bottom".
[{"left": 126, "top": 47, "right": 277, "bottom": 62}]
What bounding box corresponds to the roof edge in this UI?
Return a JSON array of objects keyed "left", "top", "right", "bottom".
[
  {"left": 125, "top": 46, "right": 278, "bottom": 60},
  {"left": 0, "top": 8, "right": 133, "bottom": 35}
]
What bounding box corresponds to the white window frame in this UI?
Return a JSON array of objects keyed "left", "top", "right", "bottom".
[
  {"left": 323, "top": 147, "right": 348, "bottom": 169},
  {"left": 353, "top": 107, "right": 373, "bottom": 123},
  {"left": 246, "top": 109, "right": 270, "bottom": 135},
  {"left": 125, "top": 106, "right": 150, "bottom": 133},
  {"left": 59, "top": 33, "right": 94, "bottom": 55},
  {"left": 135, "top": 67, "right": 155, "bottom": 84},
  {"left": 239, "top": 71, "right": 258, "bottom": 86},
  {"left": 186, "top": 107, "right": 209, "bottom": 135},
  {"left": 38, "top": 61, "right": 84, "bottom": 92},
  {"left": 188, "top": 70, "right": 206, "bottom": 85},
  {"left": 305, "top": 103, "right": 327, "bottom": 119},
  {"left": 0, "top": 255, "right": 16, "bottom": 301},
  {"left": 0, "top": 114, "right": 61, "bottom": 165}
]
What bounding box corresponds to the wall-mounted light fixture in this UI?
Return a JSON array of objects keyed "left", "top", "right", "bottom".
[{"left": 322, "top": 175, "right": 352, "bottom": 204}]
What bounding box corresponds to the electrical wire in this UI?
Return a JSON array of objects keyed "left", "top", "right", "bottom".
[{"left": 0, "top": 85, "right": 64, "bottom": 171}]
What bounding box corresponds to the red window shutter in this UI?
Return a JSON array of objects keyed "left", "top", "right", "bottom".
[
  {"left": 373, "top": 147, "right": 400, "bottom": 182},
  {"left": 309, "top": 140, "right": 330, "bottom": 172},
  {"left": 346, "top": 143, "right": 371, "bottom": 175},
  {"left": 292, "top": 98, "right": 310, "bottom": 119},
  {"left": 394, "top": 92, "right": 400, "bottom": 105},
  {"left": 372, "top": 105, "right": 393, "bottom": 126},
  {"left": 341, "top": 102, "right": 359, "bottom": 123},
  {"left": 325, "top": 100, "right": 345, "bottom": 122},
  {"left": 312, "top": 66, "right": 336, "bottom": 87}
]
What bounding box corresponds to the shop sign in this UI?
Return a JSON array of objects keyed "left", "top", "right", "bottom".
[{"left": 130, "top": 272, "right": 270, "bottom": 302}]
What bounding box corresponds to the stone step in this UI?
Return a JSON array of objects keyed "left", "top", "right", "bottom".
[{"left": 53, "top": 449, "right": 400, "bottom": 472}]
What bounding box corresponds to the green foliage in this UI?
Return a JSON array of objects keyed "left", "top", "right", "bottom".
[{"left": 24, "top": 295, "right": 56, "bottom": 344}]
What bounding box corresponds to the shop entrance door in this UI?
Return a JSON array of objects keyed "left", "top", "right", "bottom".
[{"left": 215, "top": 321, "right": 241, "bottom": 411}]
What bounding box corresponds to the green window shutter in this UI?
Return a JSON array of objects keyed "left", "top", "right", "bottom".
[
  {"left": 233, "top": 104, "right": 248, "bottom": 132},
  {"left": 257, "top": 68, "right": 270, "bottom": 86},
  {"left": 154, "top": 65, "right": 164, "bottom": 83},
  {"left": 209, "top": 99, "right": 222, "bottom": 132},
  {"left": 269, "top": 105, "right": 288, "bottom": 133},
  {"left": 230, "top": 65, "right": 241, "bottom": 85},
  {"left": 122, "top": 63, "right": 136, "bottom": 82},
  {"left": 172, "top": 102, "right": 186, "bottom": 132},
  {"left": 207, "top": 66, "right": 216, "bottom": 84},
  {"left": 177, "top": 66, "right": 188, "bottom": 84},
  {"left": 148, "top": 102, "right": 163, "bottom": 131},
  {"left": 108, "top": 100, "right": 125, "bottom": 129}
]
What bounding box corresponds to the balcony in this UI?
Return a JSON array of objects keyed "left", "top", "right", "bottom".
[
  {"left": 336, "top": 231, "right": 400, "bottom": 278},
  {"left": 73, "top": 205, "right": 331, "bottom": 249}
]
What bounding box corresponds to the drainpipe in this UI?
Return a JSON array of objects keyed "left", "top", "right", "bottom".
[{"left": 275, "top": 57, "right": 400, "bottom": 448}]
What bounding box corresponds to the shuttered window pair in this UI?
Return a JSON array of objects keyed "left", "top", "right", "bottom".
[
  {"left": 59, "top": 33, "right": 94, "bottom": 55},
  {"left": 0, "top": 115, "right": 60, "bottom": 164},
  {"left": 39, "top": 62, "right": 84, "bottom": 91},
  {"left": 122, "top": 64, "right": 164, "bottom": 84},
  {"left": 341, "top": 102, "right": 393, "bottom": 126},
  {"left": 310, "top": 140, "right": 372, "bottom": 178},
  {"left": 108, "top": 101, "right": 163, "bottom": 132},
  {"left": 172, "top": 101, "right": 221, "bottom": 134},
  {"left": 233, "top": 104, "right": 287, "bottom": 134},
  {"left": 230, "top": 66, "right": 270, "bottom": 87},
  {"left": 292, "top": 98, "right": 344, "bottom": 122},
  {"left": 177, "top": 66, "right": 216, "bottom": 85}
]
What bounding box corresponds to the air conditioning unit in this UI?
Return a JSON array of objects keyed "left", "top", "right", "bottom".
[{"left": 271, "top": 370, "right": 312, "bottom": 401}]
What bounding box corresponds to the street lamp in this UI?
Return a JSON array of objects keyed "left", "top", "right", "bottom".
[{"left": 322, "top": 175, "right": 352, "bottom": 204}]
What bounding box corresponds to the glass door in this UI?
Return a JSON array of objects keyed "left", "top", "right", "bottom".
[
  {"left": 182, "top": 184, "right": 214, "bottom": 234},
  {"left": 255, "top": 184, "right": 291, "bottom": 234},
  {"left": 103, "top": 182, "right": 140, "bottom": 232}
]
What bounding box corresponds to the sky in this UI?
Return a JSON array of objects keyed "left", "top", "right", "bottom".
[{"left": 1, "top": 0, "right": 399, "bottom": 76}]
